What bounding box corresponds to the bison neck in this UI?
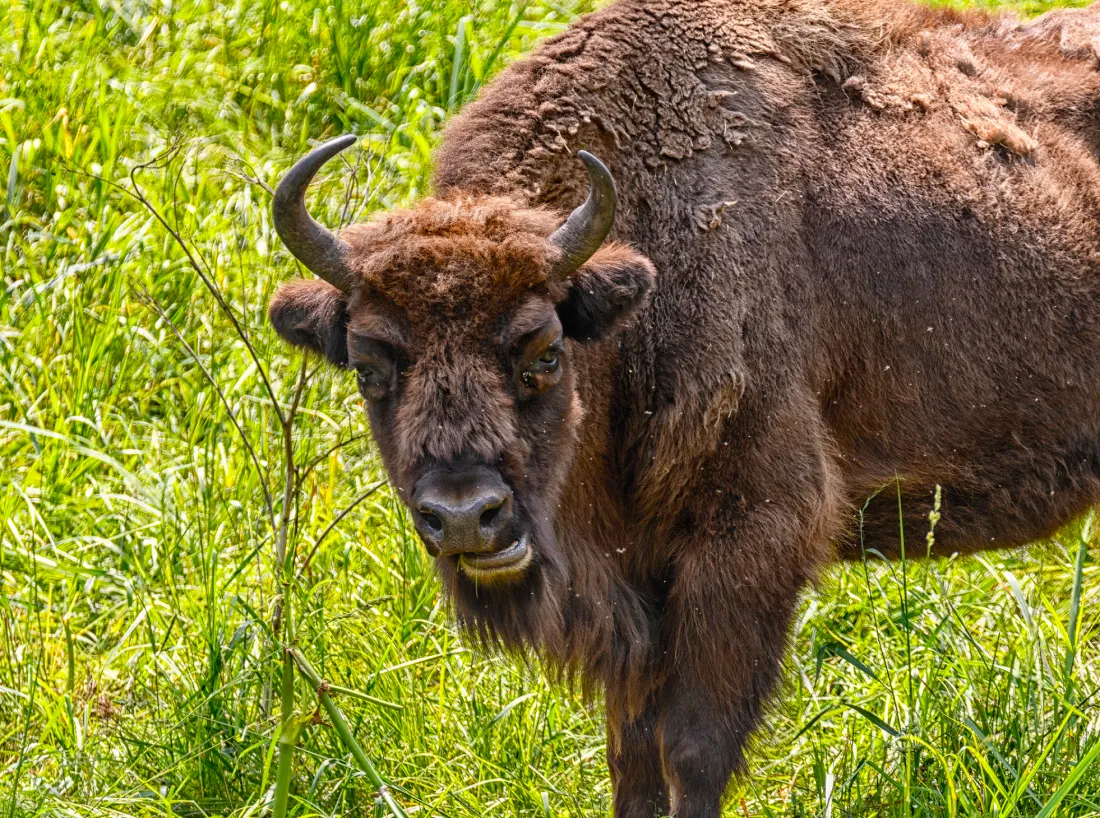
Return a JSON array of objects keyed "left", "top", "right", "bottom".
[{"left": 559, "top": 334, "right": 670, "bottom": 695}]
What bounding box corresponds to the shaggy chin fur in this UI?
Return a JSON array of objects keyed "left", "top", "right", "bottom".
[{"left": 271, "top": 1, "right": 1100, "bottom": 815}]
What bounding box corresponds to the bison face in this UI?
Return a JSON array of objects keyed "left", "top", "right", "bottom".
[
  {"left": 339, "top": 290, "right": 583, "bottom": 590},
  {"left": 267, "top": 138, "right": 653, "bottom": 591}
]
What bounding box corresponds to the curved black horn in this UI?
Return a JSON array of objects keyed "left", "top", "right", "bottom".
[
  {"left": 272, "top": 134, "right": 358, "bottom": 291},
  {"left": 549, "top": 151, "right": 617, "bottom": 277}
]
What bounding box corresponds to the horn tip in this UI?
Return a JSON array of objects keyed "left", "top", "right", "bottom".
[
  {"left": 304, "top": 134, "right": 359, "bottom": 165},
  {"left": 574, "top": 150, "right": 615, "bottom": 203},
  {"left": 311, "top": 134, "right": 358, "bottom": 163},
  {"left": 575, "top": 150, "right": 612, "bottom": 182},
  {"left": 330, "top": 134, "right": 358, "bottom": 150}
]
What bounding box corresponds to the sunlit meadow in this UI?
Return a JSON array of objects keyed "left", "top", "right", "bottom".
[{"left": 2, "top": 0, "right": 1100, "bottom": 815}]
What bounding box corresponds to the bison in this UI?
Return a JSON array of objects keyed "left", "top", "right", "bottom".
[{"left": 267, "top": 0, "right": 1100, "bottom": 814}]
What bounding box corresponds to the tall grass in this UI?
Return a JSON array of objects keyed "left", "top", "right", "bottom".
[{"left": 1, "top": 0, "right": 1099, "bottom": 815}]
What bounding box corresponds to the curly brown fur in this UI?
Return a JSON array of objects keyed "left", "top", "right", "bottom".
[
  {"left": 270, "top": 1, "right": 1100, "bottom": 814},
  {"left": 343, "top": 196, "right": 565, "bottom": 323}
]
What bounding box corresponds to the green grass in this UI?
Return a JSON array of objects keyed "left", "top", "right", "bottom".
[{"left": 2, "top": 0, "right": 1100, "bottom": 815}]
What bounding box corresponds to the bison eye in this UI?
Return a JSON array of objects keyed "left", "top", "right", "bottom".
[
  {"left": 520, "top": 344, "right": 562, "bottom": 393},
  {"left": 356, "top": 365, "right": 391, "bottom": 402},
  {"left": 349, "top": 336, "right": 396, "bottom": 402}
]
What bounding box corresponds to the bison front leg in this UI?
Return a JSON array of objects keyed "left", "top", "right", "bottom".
[
  {"left": 656, "top": 415, "right": 841, "bottom": 817},
  {"left": 656, "top": 577, "right": 804, "bottom": 817},
  {"left": 607, "top": 700, "right": 670, "bottom": 818}
]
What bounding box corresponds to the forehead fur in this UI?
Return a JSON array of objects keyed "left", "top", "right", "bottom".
[{"left": 341, "top": 195, "right": 565, "bottom": 328}]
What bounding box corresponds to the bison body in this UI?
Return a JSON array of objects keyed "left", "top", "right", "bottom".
[{"left": 270, "top": 2, "right": 1100, "bottom": 815}]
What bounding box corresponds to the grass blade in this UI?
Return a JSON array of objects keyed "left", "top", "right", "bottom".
[{"left": 1035, "top": 739, "right": 1100, "bottom": 818}]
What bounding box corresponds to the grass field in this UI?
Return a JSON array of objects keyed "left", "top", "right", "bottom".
[{"left": 3, "top": 0, "right": 1100, "bottom": 815}]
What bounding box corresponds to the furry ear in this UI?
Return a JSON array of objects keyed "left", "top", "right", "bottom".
[
  {"left": 268, "top": 279, "right": 349, "bottom": 367},
  {"left": 557, "top": 243, "right": 655, "bottom": 342}
]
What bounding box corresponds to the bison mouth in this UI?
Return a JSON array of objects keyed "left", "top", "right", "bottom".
[{"left": 457, "top": 535, "right": 532, "bottom": 584}]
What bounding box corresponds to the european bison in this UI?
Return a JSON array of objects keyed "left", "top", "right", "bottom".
[{"left": 268, "top": 0, "right": 1100, "bottom": 814}]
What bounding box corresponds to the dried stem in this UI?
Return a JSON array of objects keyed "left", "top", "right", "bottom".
[
  {"left": 297, "top": 480, "right": 386, "bottom": 576},
  {"left": 128, "top": 143, "right": 287, "bottom": 427},
  {"left": 131, "top": 283, "right": 276, "bottom": 530},
  {"left": 299, "top": 432, "right": 371, "bottom": 484},
  {"left": 125, "top": 140, "right": 405, "bottom": 817}
]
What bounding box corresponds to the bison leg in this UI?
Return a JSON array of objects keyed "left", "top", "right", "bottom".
[
  {"left": 656, "top": 405, "right": 841, "bottom": 816},
  {"left": 655, "top": 579, "right": 805, "bottom": 818},
  {"left": 607, "top": 700, "right": 670, "bottom": 818}
]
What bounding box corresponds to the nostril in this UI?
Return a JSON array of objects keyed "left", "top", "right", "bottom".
[
  {"left": 479, "top": 494, "right": 511, "bottom": 531},
  {"left": 480, "top": 504, "right": 502, "bottom": 529},
  {"left": 419, "top": 509, "right": 443, "bottom": 534}
]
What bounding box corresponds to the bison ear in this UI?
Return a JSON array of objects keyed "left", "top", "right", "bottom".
[
  {"left": 557, "top": 243, "right": 655, "bottom": 342},
  {"left": 268, "top": 279, "right": 349, "bottom": 367}
]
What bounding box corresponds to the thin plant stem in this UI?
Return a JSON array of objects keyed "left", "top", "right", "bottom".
[
  {"left": 271, "top": 358, "right": 310, "bottom": 818},
  {"left": 325, "top": 683, "right": 403, "bottom": 711},
  {"left": 289, "top": 647, "right": 411, "bottom": 818},
  {"left": 116, "top": 135, "right": 404, "bottom": 818},
  {"left": 297, "top": 480, "right": 386, "bottom": 576},
  {"left": 298, "top": 432, "right": 371, "bottom": 485},
  {"left": 127, "top": 144, "right": 288, "bottom": 428},
  {"left": 896, "top": 477, "right": 913, "bottom": 818},
  {"left": 273, "top": 650, "right": 297, "bottom": 818},
  {"left": 132, "top": 283, "right": 276, "bottom": 530},
  {"left": 273, "top": 358, "right": 309, "bottom": 638}
]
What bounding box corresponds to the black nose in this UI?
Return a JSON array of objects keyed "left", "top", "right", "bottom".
[{"left": 411, "top": 467, "right": 514, "bottom": 557}]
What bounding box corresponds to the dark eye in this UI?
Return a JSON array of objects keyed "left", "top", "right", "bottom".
[
  {"left": 520, "top": 343, "right": 562, "bottom": 392},
  {"left": 356, "top": 365, "right": 391, "bottom": 402},
  {"left": 349, "top": 335, "right": 397, "bottom": 402}
]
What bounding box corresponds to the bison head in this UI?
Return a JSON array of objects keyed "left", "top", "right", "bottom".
[{"left": 268, "top": 136, "right": 653, "bottom": 614}]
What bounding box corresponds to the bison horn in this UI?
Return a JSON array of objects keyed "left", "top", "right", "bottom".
[
  {"left": 272, "top": 134, "right": 358, "bottom": 291},
  {"left": 549, "top": 151, "right": 617, "bottom": 277}
]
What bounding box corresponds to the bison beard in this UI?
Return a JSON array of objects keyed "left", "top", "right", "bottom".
[{"left": 269, "top": 0, "right": 1100, "bottom": 815}]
